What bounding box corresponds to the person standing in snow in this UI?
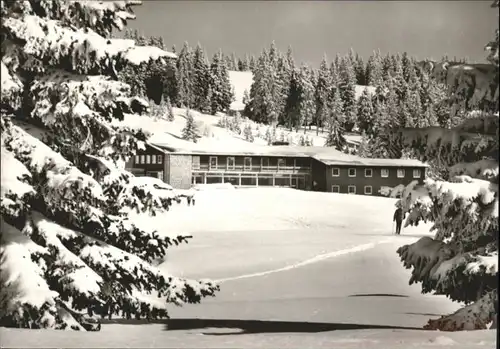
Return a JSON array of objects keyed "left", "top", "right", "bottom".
[{"left": 393, "top": 206, "right": 405, "bottom": 235}]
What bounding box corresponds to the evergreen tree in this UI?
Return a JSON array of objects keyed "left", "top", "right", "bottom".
[
  {"left": 230, "top": 52, "right": 238, "bottom": 71},
  {"left": 245, "top": 50, "right": 279, "bottom": 124},
  {"left": 357, "top": 88, "right": 375, "bottom": 135},
  {"left": 243, "top": 124, "right": 254, "bottom": 142},
  {"left": 338, "top": 56, "right": 358, "bottom": 132},
  {"left": 242, "top": 89, "right": 250, "bottom": 105},
  {"left": 303, "top": 67, "right": 317, "bottom": 132},
  {"left": 354, "top": 53, "right": 366, "bottom": 85},
  {"left": 276, "top": 51, "right": 294, "bottom": 126},
  {"left": 314, "top": 55, "right": 331, "bottom": 134},
  {"left": 209, "top": 50, "right": 233, "bottom": 115},
  {"left": 393, "top": 1, "right": 498, "bottom": 331},
  {"left": 181, "top": 110, "right": 200, "bottom": 142},
  {"left": 176, "top": 42, "right": 194, "bottom": 108},
  {"left": 324, "top": 88, "right": 346, "bottom": 150},
  {"left": 366, "top": 50, "right": 384, "bottom": 87},
  {"left": 357, "top": 131, "right": 372, "bottom": 157},
  {"left": 392, "top": 55, "right": 407, "bottom": 101},
  {"left": 192, "top": 44, "right": 212, "bottom": 113},
  {"left": 249, "top": 55, "right": 256, "bottom": 71},
  {"left": 0, "top": 0, "right": 217, "bottom": 330}
]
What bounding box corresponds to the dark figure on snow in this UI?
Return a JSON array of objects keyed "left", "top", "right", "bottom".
[{"left": 393, "top": 207, "right": 405, "bottom": 235}]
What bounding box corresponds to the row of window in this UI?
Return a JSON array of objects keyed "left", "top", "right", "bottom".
[
  {"left": 332, "top": 167, "right": 421, "bottom": 179},
  {"left": 194, "top": 156, "right": 288, "bottom": 171},
  {"left": 135, "top": 154, "right": 163, "bottom": 165},
  {"left": 332, "top": 185, "right": 373, "bottom": 195}
]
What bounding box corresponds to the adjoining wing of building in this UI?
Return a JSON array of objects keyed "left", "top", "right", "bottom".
[{"left": 126, "top": 142, "right": 428, "bottom": 196}]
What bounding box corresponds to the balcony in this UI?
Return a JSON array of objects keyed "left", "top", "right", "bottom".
[{"left": 194, "top": 164, "right": 311, "bottom": 174}]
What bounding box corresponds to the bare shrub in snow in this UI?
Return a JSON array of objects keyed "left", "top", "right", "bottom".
[{"left": 0, "top": 0, "right": 218, "bottom": 330}]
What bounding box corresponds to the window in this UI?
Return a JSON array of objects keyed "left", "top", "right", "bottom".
[
  {"left": 364, "top": 186, "right": 372, "bottom": 195},
  {"left": 348, "top": 185, "right": 356, "bottom": 194},
  {"left": 332, "top": 168, "right": 340, "bottom": 177},
  {"left": 381, "top": 169, "right": 389, "bottom": 178},
  {"left": 413, "top": 169, "right": 421, "bottom": 178},
  {"left": 397, "top": 169, "right": 405, "bottom": 178},
  {"left": 134, "top": 155, "right": 140, "bottom": 164},
  {"left": 244, "top": 157, "right": 252, "bottom": 170},
  {"left": 192, "top": 156, "right": 200, "bottom": 170},
  {"left": 348, "top": 168, "right": 356, "bottom": 177},
  {"left": 151, "top": 155, "right": 156, "bottom": 164},
  {"left": 261, "top": 157, "right": 270, "bottom": 168},
  {"left": 365, "top": 168, "right": 373, "bottom": 177},
  {"left": 140, "top": 155, "right": 145, "bottom": 164},
  {"left": 209, "top": 156, "right": 218, "bottom": 170},
  {"left": 146, "top": 155, "right": 151, "bottom": 164},
  {"left": 277, "top": 158, "right": 285, "bottom": 169},
  {"left": 227, "top": 157, "right": 235, "bottom": 170},
  {"left": 332, "top": 185, "right": 340, "bottom": 193},
  {"left": 157, "top": 155, "right": 163, "bottom": 164}
]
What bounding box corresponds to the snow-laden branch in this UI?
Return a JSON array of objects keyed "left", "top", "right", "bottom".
[
  {"left": 0, "top": 219, "right": 59, "bottom": 323},
  {"left": 11, "top": 0, "right": 142, "bottom": 37},
  {"left": 25, "top": 212, "right": 104, "bottom": 306},
  {"left": 0, "top": 147, "right": 35, "bottom": 217},
  {"left": 397, "top": 237, "right": 497, "bottom": 304},
  {"left": 3, "top": 14, "right": 176, "bottom": 75},
  {"left": 424, "top": 289, "right": 497, "bottom": 331},
  {"left": 30, "top": 71, "right": 150, "bottom": 124},
  {"left": 3, "top": 122, "right": 106, "bottom": 228},
  {"left": 0, "top": 62, "right": 23, "bottom": 110}
]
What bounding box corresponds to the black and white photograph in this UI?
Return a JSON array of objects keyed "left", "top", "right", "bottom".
[{"left": 0, "top": 0, "right": 498, "bottom": 348}]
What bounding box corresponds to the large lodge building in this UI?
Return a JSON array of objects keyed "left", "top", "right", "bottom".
[{"left": 126, "top": 142, "right": 428, "bottom": 196}]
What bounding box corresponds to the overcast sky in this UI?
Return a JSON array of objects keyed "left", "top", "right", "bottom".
[{"left": 126, "top": 1, "right": 498, "bottom": 65}]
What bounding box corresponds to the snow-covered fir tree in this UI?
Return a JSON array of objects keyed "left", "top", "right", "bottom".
[
  {"left": 243, "top": 124, "right": 254, "bottom": 142},
  {"left": 366, "top": 50, "right": 384, "bottom": 87},
  {"left": 209, "top": 50, "right": 233, "bottom": 115},
  {"left": 176, "top": 42, "right": 194, "bottom": 108},
  {"left": 357, "top": 87, "right": 375, "bottom": 136},
  {"left": 324, "top": 88, "right": 346, "bottom": 150},
  {"left": 192, "top": 44, "right": 212, "bottom": 113},
  {"left": 314, "top": 55, "right": 331, "bottom": 134},
  {"left": 0, "top": 0, "right": 218, "bottom": 330},
  {"left": 181, "top": 110, "right": 200, "bottom": 143},
  {"left": 391, "top": 1, "right": 499, "bottom": 331}
]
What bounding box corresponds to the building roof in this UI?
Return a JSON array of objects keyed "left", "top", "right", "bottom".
[{"left": 151, "top": 142, "right": 429, "bottom": 168}]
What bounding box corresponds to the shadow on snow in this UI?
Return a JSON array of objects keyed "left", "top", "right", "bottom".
[
  {"left": 163, "top": 318, "right": 423, "bottom": 335},
  {"left": 101, "top": 318, "right": 422, "bottom": 334}
]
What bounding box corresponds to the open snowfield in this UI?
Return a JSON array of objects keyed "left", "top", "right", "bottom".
[{"left": 1, "top": 188, "right": 495, "bottom": 348}]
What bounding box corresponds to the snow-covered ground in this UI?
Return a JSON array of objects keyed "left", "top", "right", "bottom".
[{"left": 1, "top": 188, "right": 494, "bottom": 348}]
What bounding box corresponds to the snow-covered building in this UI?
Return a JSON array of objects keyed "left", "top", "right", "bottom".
[{"left": 126, "top": 143, "right": 428, "bottom": 196}]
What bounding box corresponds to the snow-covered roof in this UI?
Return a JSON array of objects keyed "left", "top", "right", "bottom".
[{"left": 152, "top": 142, "right": 428, "bottom": 168}]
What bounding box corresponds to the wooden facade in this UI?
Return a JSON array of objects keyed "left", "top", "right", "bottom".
[{"left": 125, "top": 144, "right": 428, "bottom": 194}]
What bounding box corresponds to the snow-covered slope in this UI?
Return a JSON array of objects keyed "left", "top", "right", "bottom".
[
  {"left": 1, "top": 188, "right": 493, "bottom": 348},
  {"left": 228, "top": 70, "right": 253, "bottom": 111},
  {"left": 112, "top": 105, "right": 362, "bottom": 152}
]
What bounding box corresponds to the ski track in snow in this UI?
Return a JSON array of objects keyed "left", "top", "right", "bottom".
[{"left": 215, "top": 237, "right": 396, "bottom": 283}]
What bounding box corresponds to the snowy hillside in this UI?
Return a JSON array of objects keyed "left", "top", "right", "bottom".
[
  {"left": 228, "top": 70, "right": 253, "bottom": 111},
  {"left": 113, "top": 106, "right": 362, "bottom": 152}
]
